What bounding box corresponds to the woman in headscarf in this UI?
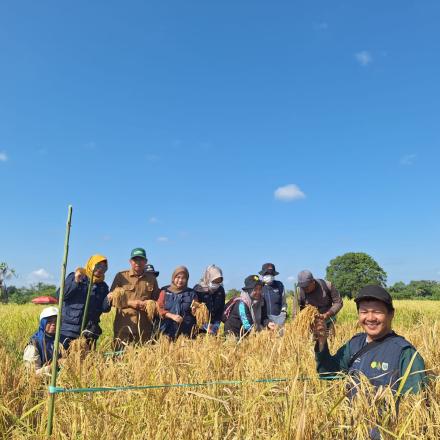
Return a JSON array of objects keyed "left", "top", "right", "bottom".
[
  {"left": 157, "top": 266, "right": 198, "bottom": 340},
  {"left": 23, "top": 306, "right": 59, "bottom": 376},
  {"left": 223, "top": 275, "right": 274, "bottom": 338},
  {"left": 193, "top": 264, "right": 225, "bottom": 335},
  {"left": 59, "top": 254, "right": 111, "bottom": 349}
]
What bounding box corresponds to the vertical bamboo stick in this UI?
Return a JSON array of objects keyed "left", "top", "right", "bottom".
[
  {"left": 47, "top": 205, "right": 73, "bottom": 437},
  {"left": 80, "top": 270, "right": 95, "bottom": 334}
]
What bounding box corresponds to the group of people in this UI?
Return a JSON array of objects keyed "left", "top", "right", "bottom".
[{"left": 23, "top": 247, "right": 427, "bottom": 408}]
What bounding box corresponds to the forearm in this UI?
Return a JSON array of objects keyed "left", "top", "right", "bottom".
[{"left": 315, "top": 342, "right": 349, "bottom": 377}]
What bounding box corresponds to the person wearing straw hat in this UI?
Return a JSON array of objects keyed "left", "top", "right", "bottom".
[
  {"left": 193, "top": 264, "right": 225, "bottom": 335},
  {"left": 157, "top": 266, "right": 199, "bottom": 340},
  {"left": 312, "top": 285, "right": 427, "bottom": 395},
  {"left": 23, "top": 306, "right": 60, "bottom": 376},
  {"left": 59, "top": 255, "right": 111, "bottom": 349},
  {"left": 109, "top": 248, "right": 160, "bottom": 348},
  {"left": 223, "top": 275, "right": 274, "bottom": 338},
  {"left": 260, "top": 263, "right": 287, "bottom": 327}
]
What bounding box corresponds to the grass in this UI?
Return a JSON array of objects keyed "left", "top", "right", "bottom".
[{"left": 0, "top": 299, "right": 439, "bottom": 439}]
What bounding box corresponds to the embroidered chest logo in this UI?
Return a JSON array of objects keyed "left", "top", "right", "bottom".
[{"left": 370, "top": 361, "right": 389, "bottom": 371}]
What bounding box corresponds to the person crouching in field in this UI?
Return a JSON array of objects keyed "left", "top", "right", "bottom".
[
  {"left": 109, "top": 248, "right": 160, "bottom": 350},
  {"left": 23, "top": 307, "right": 60, "bottom": 376},
  {"left": 59, "top": 255, "right": 112, "bottom": 349},
  {"left": 313, "top": 285, "right": 427, "bottom": 394},
  {"left": 157, "top": 266, "right": 199, "bottom": 340},
  {"left": 223, "top": 275, "right": 275, "bottom": 338},
  {"left": 193, "top": 264, "right": 225, "bottom": 335},
  {"left": 294, "top": 270, "right": 343, "bottom": 333}
]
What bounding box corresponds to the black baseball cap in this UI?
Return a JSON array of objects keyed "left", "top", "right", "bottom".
[
  {"left": 242, "top": 275, "right": 264, "bottom": 292},
  {"left": 354, "top": 285, "right": 394, "bottom": 310}
]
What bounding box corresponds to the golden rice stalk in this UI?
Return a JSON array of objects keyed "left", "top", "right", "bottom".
[
  {"left": 111, "top": 287, "right": 128, "bottom": 308},
  {"left": 294, "top": 305, "right": 319, "bottom": 338},
  {"left": 144, "top": 299, "right": 158, "bottom": 321},
  {"left": 191, "top": 301, "right": 210, "bottom": 328}
]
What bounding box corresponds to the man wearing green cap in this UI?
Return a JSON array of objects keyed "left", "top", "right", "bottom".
[{"left": 109, "top": 248, "right": 160, "bottom": 349}]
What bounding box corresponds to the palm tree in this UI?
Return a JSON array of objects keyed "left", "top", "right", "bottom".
[{"left": 0, "top": 262, "right": 17, "bottom": 303}]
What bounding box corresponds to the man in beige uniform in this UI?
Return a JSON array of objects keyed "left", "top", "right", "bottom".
[{"left": 110, "top": 248, "right": 160, "bottom": 349}]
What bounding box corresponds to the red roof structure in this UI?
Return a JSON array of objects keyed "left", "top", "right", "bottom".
[{"left": 31, "top": 296, "right": 58, "bottom": 304}]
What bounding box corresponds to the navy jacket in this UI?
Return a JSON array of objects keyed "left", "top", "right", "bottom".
[
  {"left": 193, "top": 285, "right": 226, "bottom": 325},
  {"left": 59, "top": 272, "right": 111, "bottom": 339},
  {"left": 262, "top": 280, "right": 285, "bottom": 317},
  {"left": 159, "top": 287, "right": 197, "bottom": 339}
]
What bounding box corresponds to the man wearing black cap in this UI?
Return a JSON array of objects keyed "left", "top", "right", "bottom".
[
  {"left": 313, "top": 285, "right": 427, "bottom": 395},
  {"left": 294, "top": 270, "right": 343, "bottom": 326},
  {"left": 223, "top": 275, "right": 273, "bottom": 338},
  {"left": 260, "top": 263, "right": 287, "bottom": 327}
]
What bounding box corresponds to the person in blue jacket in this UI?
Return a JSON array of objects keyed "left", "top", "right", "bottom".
[
  {"left": 224, "top": 275, "right": 275, "bottom": 338},
  {"left": 157, "top": 266, "right": 199, "bottom": 340},
  {"left": 193, "top": 264, "right": 225, "bottom": 335},
  {"left": 259, "top": 263, "right": 287, "bottom": 327},
  {"left": 59, "top": 255, "right": 112, "bottom": 349}
]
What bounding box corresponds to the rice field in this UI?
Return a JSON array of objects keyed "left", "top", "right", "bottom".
[{"left": 0, "top": 299, "right": 439, "bottom": 439}]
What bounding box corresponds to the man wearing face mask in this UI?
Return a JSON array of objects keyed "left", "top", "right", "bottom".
[
  {"left": 260, "top": 263, "right": 287, "bottom": 327},
  {"left": 193, "top": 264, "right": 226, "bottom": 335},
  {"left": 223, "top": 275, "right": 273, "bottom": 338}
]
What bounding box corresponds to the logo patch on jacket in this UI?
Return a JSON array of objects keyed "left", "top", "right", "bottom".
[{"left": 370, "top": 361, "right": 389, "bottom": 371}]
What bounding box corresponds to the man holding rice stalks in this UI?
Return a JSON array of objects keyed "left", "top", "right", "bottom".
[
  {"left": 313, "top": 285, "right": 427, "bottom": 395},
  {"left": 294, "top": 270, "right": 343, "bottom": 332},
  {"left": 109, "top": 248, "right": 160, "bottom": 349}
]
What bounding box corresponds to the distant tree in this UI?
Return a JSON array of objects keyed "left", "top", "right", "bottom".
[
  {"left": 226, "top": 288, "right": 241, "bottom": 300},
  {"left": 0, "top": 262, "right": 17, "bottom": 303},
  {"left": 326, "top": 252, "right": 387, "bottom": 298}
]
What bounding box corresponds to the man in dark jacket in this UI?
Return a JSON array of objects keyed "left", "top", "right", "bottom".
[
  {"left": 224, "top": 275, "right": 274, "bottom": 338},
  {"left": 313, "top": 285, "right": 426, "bottom": 394},
  {"left": 260, "top": 263, "right": 287, "bottom": 326},
  {"left": 294, "top": 270, "right": 343, "bottom": 326}
]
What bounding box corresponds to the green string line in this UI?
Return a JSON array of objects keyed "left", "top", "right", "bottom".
[{"left": 48, "top": 375, "right": 344, "bottom": 395}]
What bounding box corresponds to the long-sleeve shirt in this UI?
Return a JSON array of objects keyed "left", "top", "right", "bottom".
[
  {"left": 315, "top": 336, "right": 427, "bottom": 394},
  {"left": 23, "top": 344, "right": 52, "bottom": 376},
  {"left": 293, "top": 279, "right": 343, "bottom": 318}
]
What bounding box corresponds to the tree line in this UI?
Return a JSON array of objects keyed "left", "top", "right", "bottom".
[{"left": 2, "top": 253, "right": 440, "bottom": 303}]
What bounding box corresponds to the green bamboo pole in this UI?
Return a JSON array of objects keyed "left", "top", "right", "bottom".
[
  {"left": 47, "top": 205, "right": 73, "bottom": 437},
  {"left": 80, "top": 269, "right": 95, "bottom": 334}
]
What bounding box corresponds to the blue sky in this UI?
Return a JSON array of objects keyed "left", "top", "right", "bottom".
[{"left": 1, "top": 1, "right": 439, "bottom": 289}]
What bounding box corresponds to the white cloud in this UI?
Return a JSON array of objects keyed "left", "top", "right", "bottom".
[
  {"left": 28, "top": 268, "right": 54, "bottom": 283},
  {"left": 400, "top": 154, "right": 416, "bottom": 166},
  {"left": 149, "top": 217, "right": 159, "bottom": 224},
  {"left": 274, "top": 184, "right": 306, "bottom": 202},
  {"left": 157, "top": 236, "right": 169, "bottom": 243},
  {"left": 355, "top": 51, "right": 372, "bottom": 66},
  {"left": 0, "top": 151, "right": 8, "bottom": 162}
]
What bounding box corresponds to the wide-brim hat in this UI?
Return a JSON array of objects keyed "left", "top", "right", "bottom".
[
  {"left": 145, "top": 264, "right": 159, "bottom": 277},
  {"left": 259, "top": 263, "right": 279, "bottom": 276}
]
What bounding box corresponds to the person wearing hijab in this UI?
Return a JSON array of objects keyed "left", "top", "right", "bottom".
[
  {"left": 193, "top": 265, "right": 225, "bottom": 335},
  {"left": 23, "top": 307, "right": 59, "bottom": 376},
  {"left": 223, "top": 275, "right": 274, "bottom": 338},
  {"left": 59, "top": 254, "right": 111, "bottom": 349},
  {"left": 157, "top": 266, "right": 198, "bottom": 340}
]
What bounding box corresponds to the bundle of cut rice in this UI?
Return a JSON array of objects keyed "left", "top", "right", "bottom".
[
  {"left": 191, "top": 301, "right": 210, "bottom": 328},
  {"left": 144, "top": 299, "right": 158, "bottom": 321},
  {"left": 111, "top": 287, "right": 128, "bottom": 309},
  {"left": 294, "top": 304, "right": 319, "bottom": 338}
]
